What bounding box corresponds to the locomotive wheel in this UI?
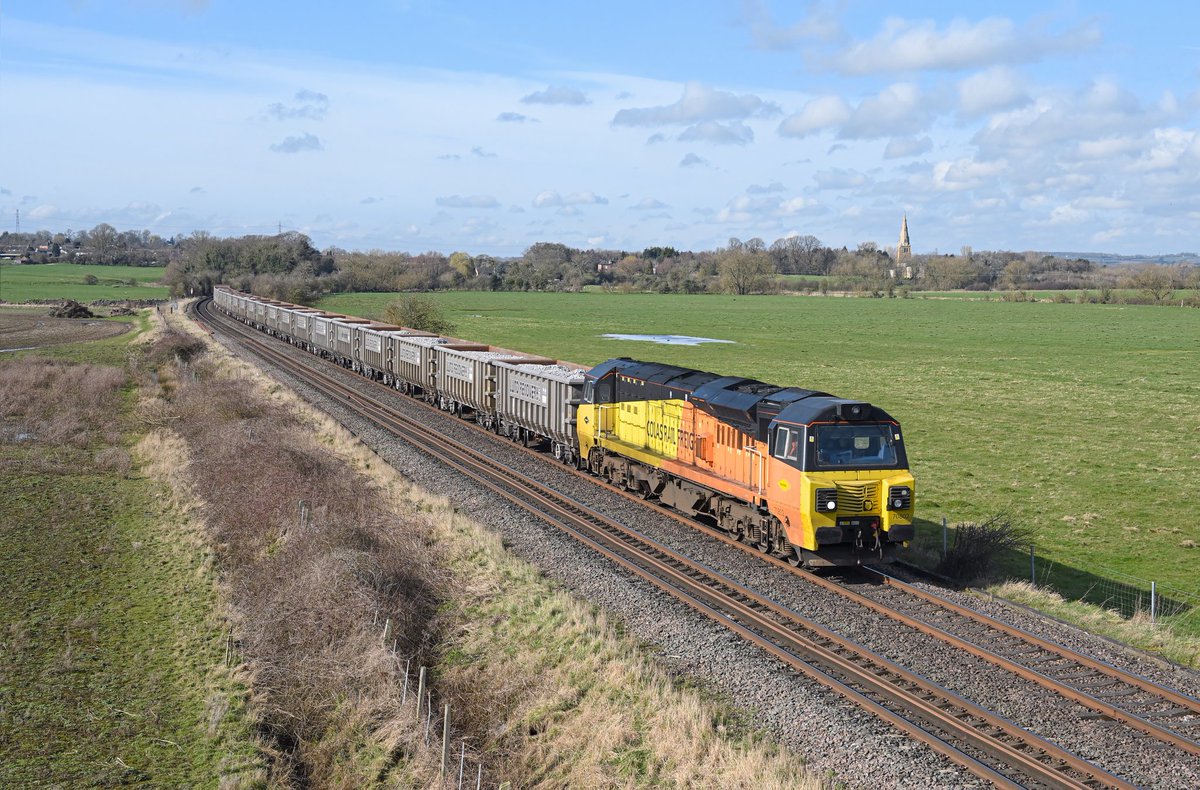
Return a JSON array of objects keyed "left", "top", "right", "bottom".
[
  {"left": 786, "top": 547, "right": 802, "bottom": 567},
  {"left": 732, "top": 520, "right": 745, "bottom": 542}
]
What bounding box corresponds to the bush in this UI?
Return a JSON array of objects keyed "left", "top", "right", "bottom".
[
  {"left": 382, "top": 294, "right": 455, "bottom": 335},
  {"left": 936, "top": 511, "right": 1032, "bottom": 584}
]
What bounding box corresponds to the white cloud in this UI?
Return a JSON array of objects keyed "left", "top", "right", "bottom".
[
  {"left": 631, "top": 198, "right": 669, "bottom": 210},
  {"left": 269, "top": 133, "right": 322, "bottom": 153},
  {"left": 1130, "top": 128, "right": 1197, "bottom": 172},
  {"left": 678, "top": 121, "right": 754, "bottom": 145},
  {"left": 532, "top": 191, "right": 608, "bottom": 208},
  {"left": 1075, "top": 136, "right": 1143, "bottom": 160},
  {"left": 613, "top": 82, "right": 779, "bottom": 126},
  {"left": 436, "top": 195, "right": 500, "bottom": 208},
  {"left": 842, "top": 83, "right": 931, "bottom": 139},
  {"left": 1043, "top": 203, "right": 1089, "bottom": 226},
  {"left": 496, "top": 111, "right": 532, "bottom": 122},
  {"left": 27, "top": 204, "right": 59, "bottom": 220},
  {"left": 742, "top": 0, "right": 843, "bottom": 50},
  {"left": 521, "top": 86, "right": 589, "bottom": 105},
  {"left": 680, "top": 153, "right": 708, "bottom": 168},
  {"left": 746, "top": 181, "right": 785, "bottom": 194},
  {"left": 778, "top": 196, "right": 819, "bottom": 215},
  {"left": 266, "top": 89, "right": 329, "bottom": 121},
  {"left": 813, "top": 168, "right": 868, "bottom": 189},
  {"left": 958, "top": 67, "right": 1029, "bottom": 117},
  {"left": 831, "top": 16, "right": 1100, "bottom": 75},
  {"left": 1074, "top": 196, "right": 1132, "bottom": 210},
  {"left": 931, "top": 157, "right": 1008, "bottom": 191},
  {"left": 883, "top": 136, "right": 933, "bottom": 159},
  {"left": 778, "top": 95, "right": 851, "bottom": 137}
]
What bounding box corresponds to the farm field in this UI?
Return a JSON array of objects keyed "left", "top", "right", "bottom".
[
  {"left": 0, "top": 262, "right": 170, "bottom": 302},
  {"left": 317, "top": 291, "right": 1200, "bottom": 607}
]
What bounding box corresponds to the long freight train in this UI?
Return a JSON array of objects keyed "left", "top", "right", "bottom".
[{"left": 212, "top": 286, "right": 915, "bottom": 567}]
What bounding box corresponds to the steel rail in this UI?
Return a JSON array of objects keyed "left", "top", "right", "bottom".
[{"left": 197, "top": 299, "right": 1137, "bottom": 789}]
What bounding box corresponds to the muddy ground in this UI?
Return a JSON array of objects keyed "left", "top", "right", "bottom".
[{"left": 0, "top": 309, "right": 132, "bottom": 352}]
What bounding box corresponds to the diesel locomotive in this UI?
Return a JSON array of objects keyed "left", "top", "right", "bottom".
[{"left": 211, "top": 286, "right": 915, "bottom": 567}]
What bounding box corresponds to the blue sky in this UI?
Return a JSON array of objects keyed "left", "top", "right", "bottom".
[{"left": 3, "top": 1, "right": 1199, "bottom": 256}]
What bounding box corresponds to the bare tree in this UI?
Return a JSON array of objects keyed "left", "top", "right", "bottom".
[{"left": 718, "top": 243, "right": 777, "bottom": 294}]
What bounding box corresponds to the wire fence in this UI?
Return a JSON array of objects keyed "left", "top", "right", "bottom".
[
  {"left": 933, "top": 518, "right": 1200, "bottom": 634},
  {"left": 1066, "top": 565, "right": 1200, "bottom": 631}
]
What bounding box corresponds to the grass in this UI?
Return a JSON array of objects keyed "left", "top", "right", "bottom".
[
  {"left": 911, "top": 287, "right": 1196, "bottom": 302},
  {"left": 989, "top": 581, "right": 1200, "bottom": 667},
  {"left": 0, "top": 262, "right": 169, "bottom": 302},
  {"left": 430, "top": 523, "right": 815, "bottom": 788},
  {"left": 316, "top": 291, "right": 1200, "bottom": 614},
  {"left": 0, "top": 352, "right": 261, "bottom": 786},
  {"left": 2, "top": 307, "right": 152, "bottom": 368}
]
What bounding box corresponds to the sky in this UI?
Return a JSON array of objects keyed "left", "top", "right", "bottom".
[{"left": 2, "top": 1, "right": 1199, "bottom": 257}]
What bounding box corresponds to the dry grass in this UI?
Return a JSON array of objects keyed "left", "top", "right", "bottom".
[
  {"left": 0, "top": 356, "right": 127, "bottom": 449},
  {"left": 989, "top": 581, "right": 1200, "bottom": 669},
  {"left": 426, "top": 523, "right": 817, "bottom": 789}
]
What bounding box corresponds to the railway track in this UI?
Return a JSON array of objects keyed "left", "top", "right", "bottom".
[{"left": 196, "top": 298, "right": 1199, "bottom": 787}]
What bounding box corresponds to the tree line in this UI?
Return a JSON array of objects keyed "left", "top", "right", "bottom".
[{"left": 6, "top": 223, "right": 1199, "bottom": 307}]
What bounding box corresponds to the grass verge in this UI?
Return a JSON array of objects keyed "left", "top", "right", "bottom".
[
  {"left": 988, "top": 581, "right": 1200, "bottom": 668},
  {"left": 0, "top": 341, "right": 262, "bottom": 785}
]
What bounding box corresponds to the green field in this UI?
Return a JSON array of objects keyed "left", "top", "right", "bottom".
[
  {"left": 1, "top": 327, "right": 260, "bottom": 784},
  {"left": 0, "top": 262, "right": 170, "bottom": 302},
  {"left": 317, "top": 291, "right": 1200, "bottom": 605}
]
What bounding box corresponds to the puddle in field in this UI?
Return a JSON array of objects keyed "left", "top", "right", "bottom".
[{"left": 601, "top": 333, "right": 734, "bottom": 346}]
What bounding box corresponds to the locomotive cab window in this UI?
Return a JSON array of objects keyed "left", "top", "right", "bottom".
[
  {"left": 773, "top": 426, "right": 800, "bottom": 462},
  {"left": 811, "top": 423, "right": 905, "bottom": 470}
]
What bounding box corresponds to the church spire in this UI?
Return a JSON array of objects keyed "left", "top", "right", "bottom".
[{"left": 896, "top": 214, "right": 912, "bottom": 264}]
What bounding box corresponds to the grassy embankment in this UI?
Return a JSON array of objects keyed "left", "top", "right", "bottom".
[
  {"left": 0, "top": 316, "right": 261, "bottom": 785},
  {"left": 0, "top": 262, "right": 169, "bottom": 302},
  {"left": 318, "top": 291, "right": 1200, "bottom": 648}
]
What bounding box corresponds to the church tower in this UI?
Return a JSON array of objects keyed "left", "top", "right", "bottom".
[{"left": 896, "top": 214, "right": 912, "bottom": 264}]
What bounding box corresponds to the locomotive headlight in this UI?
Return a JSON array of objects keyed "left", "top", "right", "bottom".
[
  {"left": 888, "top": 486, "right": 912, "bottom": 510},
  {"left": 815, "top": 488, "right": 837, "bottom": 512}
]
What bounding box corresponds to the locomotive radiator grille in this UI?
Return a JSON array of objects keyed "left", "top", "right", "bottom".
[{"left": 835, "top": 481, "right": 881, "bottom": 513}]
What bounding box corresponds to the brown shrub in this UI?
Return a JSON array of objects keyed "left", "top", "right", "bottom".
[
  {"left": 936, "top": 511, "right": 1032, "bottom": 584},
  {"left": 95, "top": 447, "right": 132, "bottom": 477},
  {"left": 0, "top": 357, "right": 127, "bottom": 448},
  {"left": 151, "top": 358, "right": 446, "bottom": 784}
]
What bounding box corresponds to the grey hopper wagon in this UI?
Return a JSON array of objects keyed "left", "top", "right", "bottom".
[
  {"left": 494, "top": 358, "right": 586, "bottom": 462},
  {"left": 433, "top": 344, "right": 517, "bottom": 424}
]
